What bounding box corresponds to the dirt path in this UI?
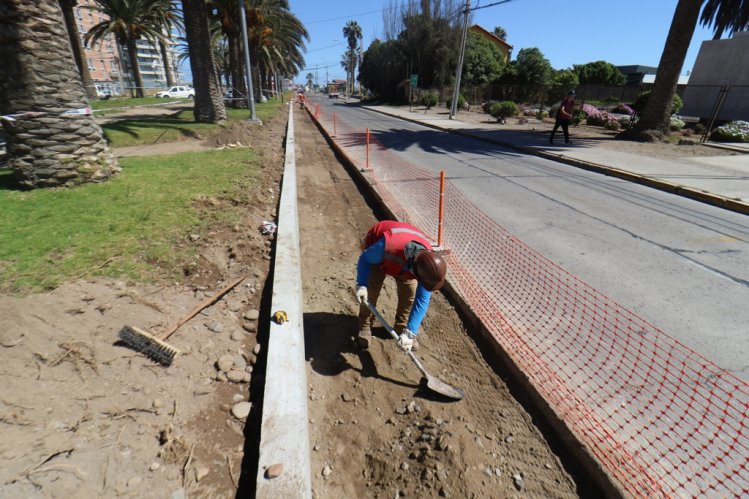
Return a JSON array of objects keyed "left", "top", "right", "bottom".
[{"left": 295, "top": 110, "right": 579, "bottom": 498}]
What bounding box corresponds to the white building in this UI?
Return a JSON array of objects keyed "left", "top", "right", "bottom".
[{"left": 681, "top": 31, "right": 749, "bottom": 121}]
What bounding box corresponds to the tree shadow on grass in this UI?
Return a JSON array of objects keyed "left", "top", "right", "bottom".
[{"left": 101, "top": 117, "right": 205, "bottom": 144}]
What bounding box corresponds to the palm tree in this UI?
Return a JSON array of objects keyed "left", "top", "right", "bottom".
[
  {"left": 85, "top": 0, "right": 176, "bottom": 98},
  {"left": 342, "top": 20, "right": 362, "bottom": 95},
  {"left": 306, "top": 72, "right": 314, "bottom": 89},
  {"left": 635, "top": 0, "right": 749, "bottom": 136},
  {"left": 59, "top": 0, "right": 98, "bottom": 100},
  {"left": 701, "top": 0, "right": 749, "bottom": 38},
  {"left": 0, "top": 1, "right": 118, "bottom": 188},
  {"left": 340, "top": 50, "right": 354, "bottom": 93},
  {"left": 492, "top": 26, "right": 508, "bottom": 41},
  {"left": 210, "top": 0, "right": 245, "bottom": 107},
  {"left": 181, "top": 0, "right": 227, "bottom": 122},
  {"left": 246, "top": 0, "right": 309, "bottom": 103}
]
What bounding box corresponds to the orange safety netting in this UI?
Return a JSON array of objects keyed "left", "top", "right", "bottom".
[{"left": 305, "top": 102, "right": 749, "bottom": 498}]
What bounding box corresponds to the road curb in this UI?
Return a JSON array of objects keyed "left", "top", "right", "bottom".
[
  {"left": 364, "top": 106, "right": 749, "bottom": 216},
  {"left": 255, "top": 104, "right": 312, "bottom": 498}
]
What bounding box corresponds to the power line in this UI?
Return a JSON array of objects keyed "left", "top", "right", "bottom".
[{"left": 303, "top": 6, "right": 396, "bottom": 25}]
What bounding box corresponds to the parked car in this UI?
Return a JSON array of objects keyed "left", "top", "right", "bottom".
[{"left": 154, "top": 86, "right": 195, "bottom": 99}]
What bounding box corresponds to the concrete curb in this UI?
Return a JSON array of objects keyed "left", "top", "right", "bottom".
[
  {"left": 363, "top": 106, "right": 749, "bottom": 216},
  {"left": 255, "top": 104, "right": 312, "bottom": 498}
]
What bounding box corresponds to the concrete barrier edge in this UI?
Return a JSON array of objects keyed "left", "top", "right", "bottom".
[{"left": 255, "top": 104, "right": 312, "bottom": 498}]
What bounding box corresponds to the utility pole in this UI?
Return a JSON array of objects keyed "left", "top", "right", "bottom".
[
  {"left": 449, "top": 0, "right": 470, "bottom": 120},
  {"left": 238, "top": 0, "right": 259, "bottom": 122}
]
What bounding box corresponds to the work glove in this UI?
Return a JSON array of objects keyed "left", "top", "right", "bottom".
[
  {"left": 355, "top": 286, "right": 368, "bottom": 304},
  {"left": 397, "top": 329, "right": 417, "bottom": 352}
]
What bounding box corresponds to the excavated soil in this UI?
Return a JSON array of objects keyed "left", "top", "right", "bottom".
[
  {"left": 295, "top": 110, "right": 578, "bottom": 498},
  {"left": 0, "top": 101, "right": 583, "bottom": 498}
]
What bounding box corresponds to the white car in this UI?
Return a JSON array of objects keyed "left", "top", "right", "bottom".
[{"left": 154, "top": 86, "right": 195, "bottom": 99}]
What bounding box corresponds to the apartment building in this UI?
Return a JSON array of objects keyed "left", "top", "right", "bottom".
[{"left": 72, "top": 0, "right": 181, "bottom": 96}]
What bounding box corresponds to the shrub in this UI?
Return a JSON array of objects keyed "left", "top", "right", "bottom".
[
  {"left": 694, "top": 123, "right": 706, "bottom": 135},
  {"left": 604, "top": 119, "right": 621, "bottom": 131},
  {"left": 482, "top": 100, "right": 497, "bottom": 114},
  {"left": 618, "top": 116, "right": 632, "bottom": 129},
  {"left": 710, "top": 120, "right": 749, "bottom": 142},
  {"left": 580, "top": 103, "right": 599, "bottom": 116},
  {"left": 420, "top": 91, "right": 439, "bottom": 110},
  {"left": 446, "top": 93, "right": 466, "bottom": 110},
  {"left": 603, "top": 96, "right": 619, "bottom": 104},
  {"left": 489, "top": 101, "right": 519, "bottom": 121},
  {"left": 586, "top": 111, "right": 617, "bottom": 127},
  {"left": 611, "top": 103, "right": 635, "bottom": 115},
  {"left": 536, "top": 110, "right": 549, "bottom": 120},
  {"left": 632, "top": 91, "right": 683, "bottom": 114},
  {"left": 670, "top": 115, "right": 685, "bottom": 131},
  {"left": 571, "top": 108, "right": 586, "bottom": 125}
]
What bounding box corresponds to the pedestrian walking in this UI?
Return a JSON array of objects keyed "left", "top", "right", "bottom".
[
  {"left": 550, "top": 90, "right": 576, "bottom": 145},
  {"left": 355, "top": 220, "right": 447, "bottom": 352}
]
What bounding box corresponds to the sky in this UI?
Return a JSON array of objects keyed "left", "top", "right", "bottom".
[{"left": 288, "top": 0, "right": 719, "bottom": 85}]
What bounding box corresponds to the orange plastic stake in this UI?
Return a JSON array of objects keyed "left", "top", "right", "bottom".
[
  {"left": 333, "top": 112, "right": 337, "bottom": 136},
  {"left": 366, "top": 128, "right": 370, "bottom": 169},
  {"left": 437, "top": 170, "right": 445, "bottom": 247}
]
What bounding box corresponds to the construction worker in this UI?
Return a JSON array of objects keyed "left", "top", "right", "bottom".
[{"left": 355, "top": 220, "right": 447, "bottom": 352}]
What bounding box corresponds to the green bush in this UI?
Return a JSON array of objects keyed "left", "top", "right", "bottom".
[
  {"left": 420, "top": 91, "right": 439, "bottom": 110},
  {"left": 586, "top": 113, "right": 608, "bottom": 126},
  {"left": 571, "top": 108, "right": 586, "bottom": 126},
  {"left": 694, "top": 123, "right": 706, "bottom": 135},
  {"left": 604, "top": 119, "right": 621, "bottom": 131},
  {"left": 536, "top": 110, "right": 549, "bottom": 120},
  {"left": 618, "top": 116, "right": 632, "bottom": 129},
  {"left": 482, "top": 100, "right": 497, "bottom": 114},
  {"left": 446, "top": 93, "right": 466, "bottom": 110},
  {"left": 632, "top": 91, "right": 683, "bottom": 114},
  {"left": 489, "top": 101, "right": 519, "bottom": 122},
  {"left": 670, "top": 115, "right": 685, "bottom": 131},
  {"left": 710, "top": 121, "right": 749, "bottom": 142}
]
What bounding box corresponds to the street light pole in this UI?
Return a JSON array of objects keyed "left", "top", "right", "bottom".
[
  {"left": 238, "top": 0, "right": 259, "bottom": 122},
  {"left": 449, "top": 0, "right": 470, "bottom": 120}
]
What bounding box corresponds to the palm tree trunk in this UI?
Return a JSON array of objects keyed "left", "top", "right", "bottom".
[
  {"left": 159, "top": 41, "right": 175, "bottom": 87},
  {"left": 636, "top": 0, "right": 702, "bottom": 134},
  {"left": 59, "top": 0, "right": 98, "bottom": 100},
  {"left": 0, "top": 1, "right": 118, "bottom": 188},
  {"left": 126, "top": 38, "right": 145, "bottom": 98},
  {"left": 228, "top": 33, "right": 245, "bottom": 108},
  {"left": 181, "top": 0, "right": 226, "bottom": 123}
]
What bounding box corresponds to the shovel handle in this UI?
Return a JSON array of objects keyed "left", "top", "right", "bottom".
[{"left": 364, "top": 300, "right": 429, "bottom": 378}]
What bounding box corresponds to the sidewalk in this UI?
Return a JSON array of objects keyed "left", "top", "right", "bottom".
[{"left": 364, "top": 105, "right": 749, "bottom": 215}]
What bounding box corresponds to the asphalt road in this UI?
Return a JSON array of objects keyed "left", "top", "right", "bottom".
[{"left": 314, "top": 97, "right": 749, "bottom": 382}]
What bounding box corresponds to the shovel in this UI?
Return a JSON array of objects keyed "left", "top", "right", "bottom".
[{"left": 365, "top": 300, "right": 464, "bottom": 400}]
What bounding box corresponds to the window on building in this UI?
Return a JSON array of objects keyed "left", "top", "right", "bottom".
[{"left": 88, "top": 58, "right": 95, "bottom": 71}]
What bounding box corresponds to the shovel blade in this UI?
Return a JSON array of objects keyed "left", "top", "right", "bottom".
[{"left": 425, "top": 374, "right": 465, "bottom": 400}]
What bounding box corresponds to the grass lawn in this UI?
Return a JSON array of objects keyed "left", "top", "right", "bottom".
[
  {"left": 100, "top": 98, "right": 285, "bottom": 147},
  {"left": 0, "top": 97, "right": 286, "bottom": 294}
]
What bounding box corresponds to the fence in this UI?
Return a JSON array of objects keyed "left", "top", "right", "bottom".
[{"left": 304, "top": 100, "right": 749, "bottom": 498}]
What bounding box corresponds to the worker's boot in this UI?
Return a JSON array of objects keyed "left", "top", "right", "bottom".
[{"left": 356, "top": 329, "right": 372, "bottom": 349}]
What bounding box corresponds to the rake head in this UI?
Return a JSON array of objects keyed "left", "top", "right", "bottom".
[{"left": 118, "top": 325, "right": 180, "bottom": 366}]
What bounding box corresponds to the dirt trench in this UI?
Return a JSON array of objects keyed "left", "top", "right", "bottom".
[{"left": 294, "top": 109, "right": 580, "bottom": 498}]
